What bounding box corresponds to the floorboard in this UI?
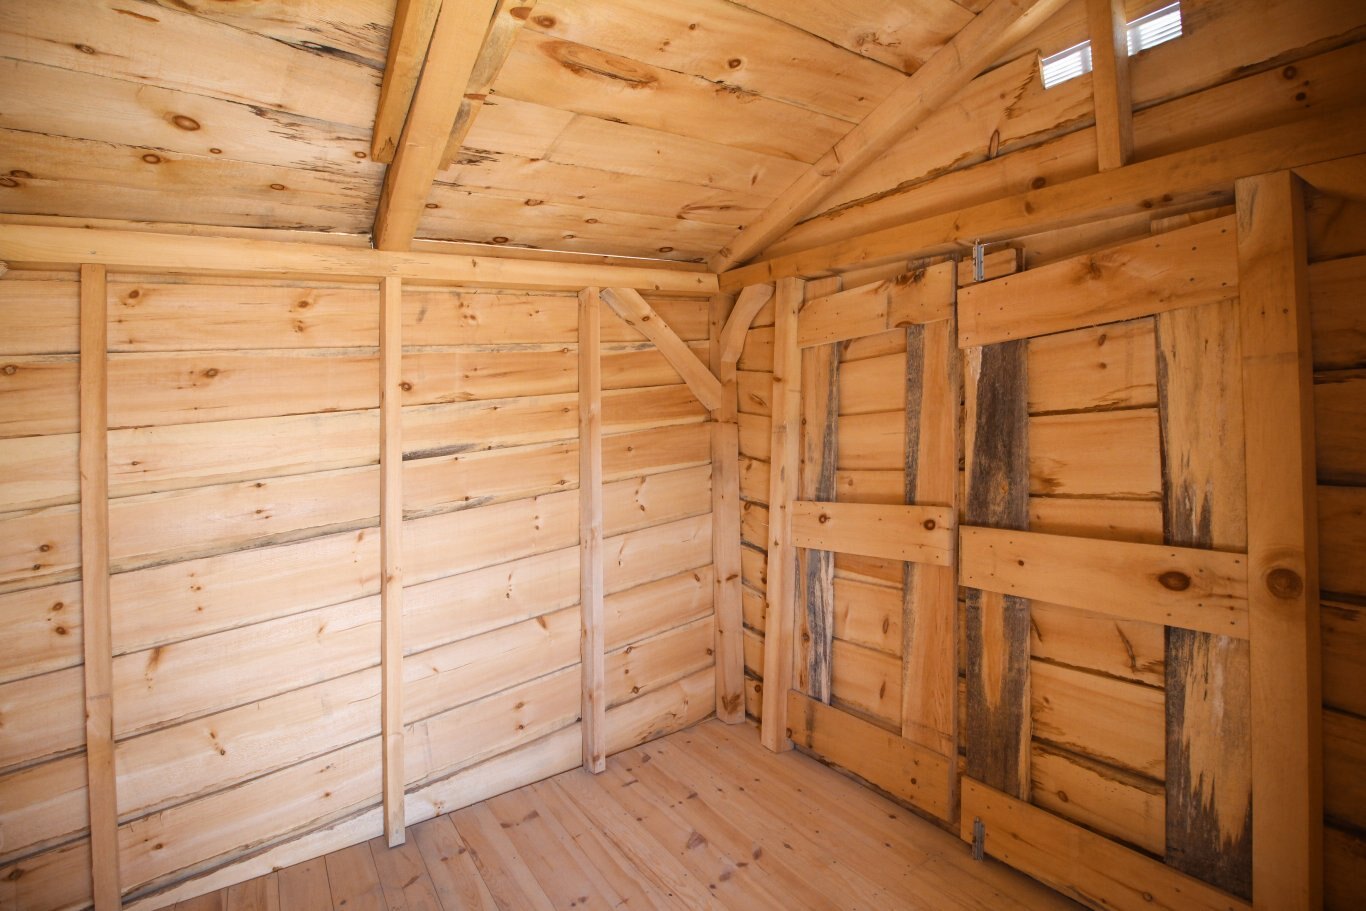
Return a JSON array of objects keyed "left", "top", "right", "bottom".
[{"left": 175, "top": 719, "right": 1082, "bottom": 910}]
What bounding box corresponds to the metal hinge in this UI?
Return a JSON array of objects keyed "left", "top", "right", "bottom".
[
  {"left": 972, "top": 241, "right": 986, "bottom": 283},
  {"left": 971, "top": 817, "right": 985, "bottom": 861}
]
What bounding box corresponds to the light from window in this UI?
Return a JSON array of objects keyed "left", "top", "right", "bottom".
[{"left": 1039, "top": 1, "right": 1183, "bottom": 89}]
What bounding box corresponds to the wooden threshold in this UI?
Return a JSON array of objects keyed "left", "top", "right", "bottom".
[{"left": 172, "top": 720, "right": 1082, "bottom": 910}]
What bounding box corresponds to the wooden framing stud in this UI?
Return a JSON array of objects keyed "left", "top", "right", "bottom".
[
  {"left": 379, "top": 275, "right": 406, "bottom": 847},
  {"left": 1236, "top": 170, "right": 1322, "bottom": 909},
  {"left": 579, "top": 287, "right": 607, "bottom": 773},
  {"left": 709, "top": 291, "right": 746, "bottom": 723},
  {"left": 80, "top": 263, "right": 121, "bottom": 910}
]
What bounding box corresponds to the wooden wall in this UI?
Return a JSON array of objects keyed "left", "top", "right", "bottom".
[
  {"left": 0, "top": 269, "right": 716, "bottom": 910},
  {"left": 1306, "top": 181, "right": 1366, "bottom": 911}
]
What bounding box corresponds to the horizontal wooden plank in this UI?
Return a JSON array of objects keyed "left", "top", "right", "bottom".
[
  {"left": 111, "top": 596, "right": 379, "bottom": 738},
  {"left": 835, "top": 412, "right": 904, "bottom": 470},
  {"left": 1033, "top": 660, "right": 1165, "bottom": 780},
  {"left": 0, "top": 355, "right": 78, "bottom": 438},
  {"left": 1027, "top": 318, "right": 1158, "bottom": 414},
  {"left": 404, "top": 440, "right": 576, "bottom": 517},
  {"left": 1027, "top": 496, "right": 1164, "bottom": 544},
  {"left": 1323, "top": 599, "right": 1366, "bottom": 718},
  {"left": 961, "top": 778, "right": 1249, "bottom": 911},
  {"left": 107, "top": 281, "right": 378, "bottom": 351},
  {"left": 1030, "top": 600, "right": 1164, "bottom": 687},
  {"left": 787, "top": 690, "right": 953, "bottom": 821},
  {"left": 832, "top": 577, "right": 902, "bottom": 656},
  {"left": 0, "top": 432, "right": 78, "bottom": 510},
  {"left": 1030, "top": 409, "right": 1161, "bottom": 498},
  {"left": 0, "top": 751, "right": 86, "bottom": 863},
  {"left": 602, "top": 423, "right": 711, "bottom": 481},
  {"left": 0, "top": 278, "right": 79, "bottom": 355},
  {"left": 107, "top": 350, "right": 377, "bottom": 429},
  {"left": 830, "top": 638, "right": 901, "bottom": 728},
  {"left": 1315, "top": 371, "right": 1366, "bottom": 485},
  {"left": 1325, "top": 708, "right": 1366, "bottom": 833},
  {"left": 961, "top": 527, "right": 1248, "bottom": 637},
  {"left": 1309, "top": 255, "right": 1366, "bottom": 370},
  {"left": 603, "top": 513, "right": 712, "bottom": 595},
  {"left": 791, "top": 501, "right": 954, "bottom": 565},
  {"left": 1031, "top": 741, "right": 1165, "bottom": 856},
  {"left": 111, "top": 526, "right": 379, "bottom": 655},
  {"left": 605, "top": 616, "right": 714, "bottom": 709},
  {"left": 605, "top": 566, "right": 714, "bottom": 652},
  {"left": 0, "top": 665, "right": 84, "bottom": 769},
  {"left": 797, "top": 263, "right": 955, "bottom": 347},
  {"left": 837, "top": 351, "right": 905, "bottom": 416},
  {"left": 0, "top": 579, "right": 82, "bottom": 684},
  {"left": 0, "top": 225, "right": 719, "bottom": 294},
  {"left": 405, "top": 488, "right": 578, "bottom": 587},
  {"left": 0, "top": 503, "right": 80, "bottom": 592},
  {"left": 1320, "top": 484, "right": 1366, "bottom": 597},
  {"left": 960, "top": 217, "right": 1237, "bottom": 348}
]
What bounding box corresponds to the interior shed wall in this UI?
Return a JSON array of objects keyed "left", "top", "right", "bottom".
[
  {"left": 736, "top": 13, "right": 1366, "bottom": 907},
  {"left": 0, "top": 272, "right": 716, "bottom": 910}
]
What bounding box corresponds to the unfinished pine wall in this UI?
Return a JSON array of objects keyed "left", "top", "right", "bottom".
[
  {"left": 1307, "top": 181, "right": 1366, "bottom": 911},
  {"left": 0, "top": 270, "right": 715, "bottom": 910}
]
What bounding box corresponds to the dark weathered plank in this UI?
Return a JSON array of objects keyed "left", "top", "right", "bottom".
[
  {"left": 797, "top": 340, "right": 839, "bottom": 702},
  {"left": 963, "top": 340, "right": 1031, "bottom": 798},
  {"left": 1156, "top": 298, "right": 1253, "bottom": 898}
]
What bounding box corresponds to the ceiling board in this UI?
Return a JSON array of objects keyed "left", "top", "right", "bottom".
[
  {"left": 729, "top": 0, "right": 975, "bottom": 72},
  {"left": 522, "top": 0, "right": 902, "bottom": 121},
  {"left": 492, "top": 31, "right": 847, "bottom": 161}
]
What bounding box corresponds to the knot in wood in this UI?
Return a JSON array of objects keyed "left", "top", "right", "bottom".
[
  {"left": 817, "top": 512, "right": 830, "bottom": 524},
  {"left": 1266, "top": 567, "right": 1303, "bottom": 599},
  {"left": 922, "top": 519, "right": 936, "bottom": 531},
  {"left": 1157, "top": 570, "right": 1190, "bottom": 592}
]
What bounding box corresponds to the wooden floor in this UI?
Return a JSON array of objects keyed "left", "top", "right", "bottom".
[{"left": 173, "top": 720, "right": 1079, "bottom": 910}]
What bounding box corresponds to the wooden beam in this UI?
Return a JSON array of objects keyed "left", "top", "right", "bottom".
[
  {"left": 798, "top": 262, "right": 956, "bottom": 348},
  {"left": 960, "top": 527, "right": 1250, "bottom": 637},
  {"left": 961, "top": 778, "right": 1252, "bottom": 911},
  {"left": 578, "top": 287, "right": 606, "bottom": 773},
  {"left": 439, "top": 0, "right": 538, "bottom": 169},
  {"left": 0, "top": 224, "right": 717, "bottom": 294},
  {"left": 957, "top": 216, "right": 1238, "bottom": 347},
  {"left": 760, "top": 276, "right": 804, "bottom": 752},
  {"left": 717, "top": 105, "right": 1366, "bottom": 291},
  {"left": 601, "top": 288, "right": 725, "bottom": 411},
  {"left": 792, "top": 502, "right": 955, "bottom": 565},
  {"left": 371, "top": 0, "right": 442, "bottom": 164},
  {"left": 709, "top": 0, "right": 1068, "bottom": 271},
  {"left": 379, "top": 276, "right": 405, "bottom": 847},
  {"left": 1086, "top": 0, "right": 1134, "bottom": 171},
  {"left": 716, "top": 283, "right": 774, "bottom": 382},
  {"left": 373, "top": 0, "right": 502, "bottom": 251},
  {"left": 1236, "top": 171, "right": 1322, "bottom": 909},
  {"left": 708, "top": 292, "right": 745, "bottom": 724},
  {"left": 80, "top": 263, "right": 120, "bottom": 910}
]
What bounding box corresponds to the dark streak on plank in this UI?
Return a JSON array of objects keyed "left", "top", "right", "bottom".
[
  {"left": 799, "top": 341, "right": 840, "bottom": 702},
  {"left": 1156, "top": 301, "right": 1253, "bottom": 899},
  {"left": 964, "top": 339, "right": 1031, "bottom": 797}
]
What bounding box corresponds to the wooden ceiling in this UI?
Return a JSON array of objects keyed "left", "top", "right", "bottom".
[{"left": 0, "top": 0, "right": 1056, "bottom": 266}]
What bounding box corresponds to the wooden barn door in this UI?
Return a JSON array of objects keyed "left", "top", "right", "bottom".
[
  {"left": 955, "top": 171, "right": 1320, "bottom": 910},
  {"left": 762, "top": 260, "right": 963, "bottom": 822}
]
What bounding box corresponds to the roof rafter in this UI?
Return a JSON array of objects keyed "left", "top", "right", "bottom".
[
  {"left": 373, "top": 0, "right": 501, "bottom": 251},
  {"left": 708, "top": 0, "right": 1070, "bottom": 272}
]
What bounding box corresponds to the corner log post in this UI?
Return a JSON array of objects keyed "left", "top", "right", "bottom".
[
  {"left": 712, "top": 283, "right": 774, "bottom": 722},
  {"left": 1236, "top": 170, "right": 1322, "bottom": 909}
]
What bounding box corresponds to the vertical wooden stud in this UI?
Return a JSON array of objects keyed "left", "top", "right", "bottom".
[
  {"left": 1236, "top": 171, "right": 1322, "bottom": 909},
  {"left": 379, "top": 276, "right": 406, "bottom": 847},
  {"left": 579, "top": 287, "right": 606, "bottom": 772},
  {"left": 901, "top": 316, "right": 960, "bottom": 759},
  {"left": 709, "top": 292, "right": 746, "bottom": 723},
  {"left": 1157, "top": 299, "right": 1252, "bottom": 895},
  {"left": 761, "top": 276, "right": 804, "bottom": 752},
  {"left": 80, "top": 263, "right": 120, "bottom": 910},
  {"left": 796, "top": 339, "right": 839, "bottom": 702},
  {"left": 1086, "top": 0, "right": 1134, "bottom": 171},
  {"left": 962, "top": 340, "right": 1031, "bottom": 798}
]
